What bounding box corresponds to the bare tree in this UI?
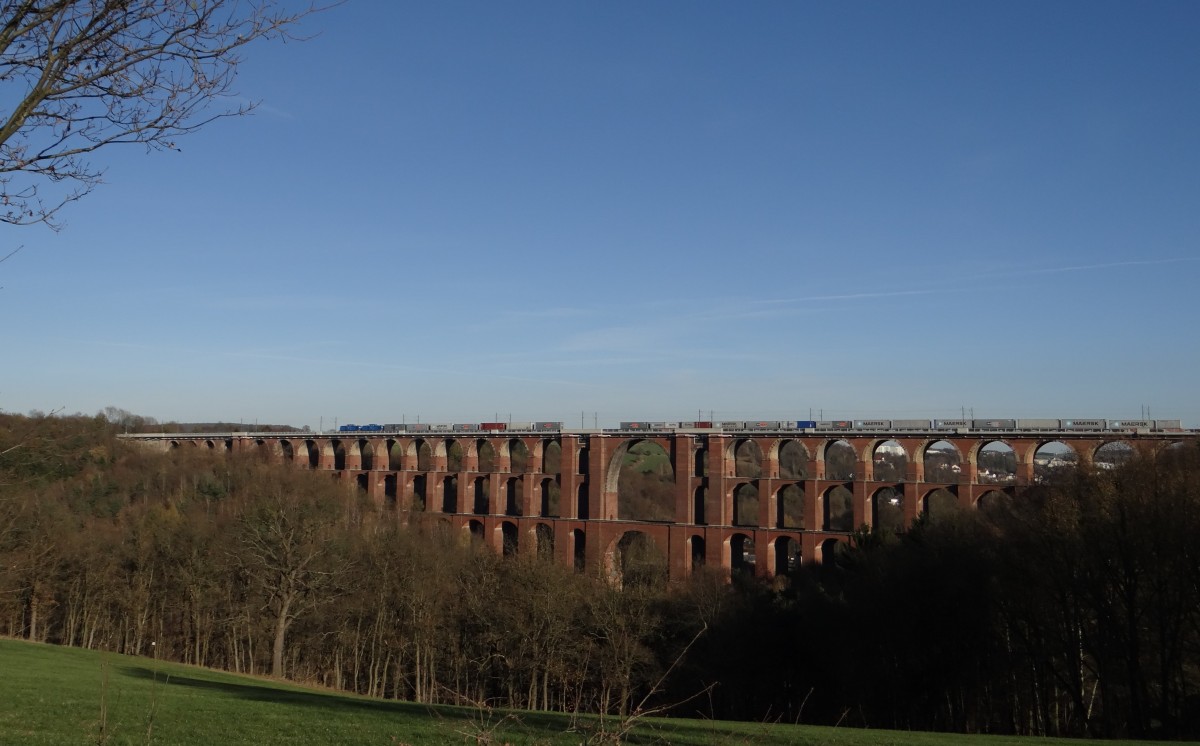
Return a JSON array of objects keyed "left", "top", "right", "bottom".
[
  {"left": 233, "top": 467, "right": 349, "bottom": 678},
  {"left": 0, "top": 0, "right": 320, "bottom": 229}
]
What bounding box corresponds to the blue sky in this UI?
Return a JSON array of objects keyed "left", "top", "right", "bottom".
[{"left": 3, "top": 1, "right": 1198, "bottom": 429}]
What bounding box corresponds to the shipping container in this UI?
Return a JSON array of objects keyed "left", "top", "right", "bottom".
[
  {"left": 972, "top": 419, "right": 1017, "bottom": 430},
  {"left": 383, "top": 424, "right": 406, "bottom": 432},
  {"left": 1154, "top": 419, "right": 1183, "bottom": 430},
  {"left": 746, "top": 421, "right": 778, "bottom": 430},
  {"left": 933, "top": 420, "right": 969, "bottom": 429},
  {"left": 854, "top": 420, "right": 892, "bottom": 429},
  {"left": 795, "top": 420, "right": 818, "bottom": 429},
  {"left": 818, "top": 421, "right": 854, "bottom": 429},
  {"left": 1061, "top": 419, "right": 1106, "bottom": 430},
  {"left": 406, "top": 423, "right": 431, "bottom": 433},
  {"left": 891, "top": 419, "right": 932, "bottom": 429},
  {"left": 1107, "top": 420, "right": 1152, "bottom": 430},
  {"left": 479, "top": 422, "right": 507, "bottom": 431},
  {"left": 1016, "top": 419, "right": 1060, "bottom": 430},
  {"left": 719, "top": 421, "right": 746, "bottom": 430},
  {"left": 533, "top": 421, "right": 563, "bottom": 431}
]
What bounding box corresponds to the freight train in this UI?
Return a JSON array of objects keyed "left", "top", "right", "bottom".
[{"left": 336, "top": 419, "right": 1184, "bottom": 434}]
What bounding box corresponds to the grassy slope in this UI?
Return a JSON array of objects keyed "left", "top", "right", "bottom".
[{"left": 0, "top": 638, "right": 1179, "bottom": 745}]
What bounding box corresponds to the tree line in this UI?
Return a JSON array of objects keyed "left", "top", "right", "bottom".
[{"left": 1, "top": 411, "right": 1198, "bottom": 739}]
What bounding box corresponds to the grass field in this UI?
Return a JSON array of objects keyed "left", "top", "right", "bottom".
[{"left": 0, "top": 638, "right": 1179, "bottom": 745}]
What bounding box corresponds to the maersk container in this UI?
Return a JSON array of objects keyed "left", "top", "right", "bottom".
[
  {"left": 892, "top": 419, "right": 932, "bottom": 429},
  {"left": 1061, "top": 419, "right": 1106, "bottom": 430},
  {"left": 934, "top": 419, "right": 969, "bottom": 429},
  {"left": 854, "top": 420, "right": 892, "bottom": 429},
  {"left": 1108, "top": 420, "right": 1151, "bottom": 430}
]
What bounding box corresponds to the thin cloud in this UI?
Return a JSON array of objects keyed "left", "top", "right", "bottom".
[{"left": 982, "top": 257, "right": 1199, "bottom": 279}]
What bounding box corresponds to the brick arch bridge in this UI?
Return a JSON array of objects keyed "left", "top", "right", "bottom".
[{"left": 137, "top": 429, "right": 1196, "bottom": 581}]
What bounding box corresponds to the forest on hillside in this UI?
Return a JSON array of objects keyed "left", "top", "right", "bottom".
[{"left": 1, "top": 411, "right": 1199, "bottom": 739}]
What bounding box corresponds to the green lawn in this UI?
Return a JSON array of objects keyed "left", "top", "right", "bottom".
[{"left": 0, "top": 638, "right": 1181, "bottom": 745}]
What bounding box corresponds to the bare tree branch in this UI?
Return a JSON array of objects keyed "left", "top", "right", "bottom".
[{"left": 0, "top": 0, "right": 327, "bottom": 229}]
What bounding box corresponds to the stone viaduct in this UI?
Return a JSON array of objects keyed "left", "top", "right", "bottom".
[{"left": 138, "top": 428, "right": 1195, "bottom": 582}]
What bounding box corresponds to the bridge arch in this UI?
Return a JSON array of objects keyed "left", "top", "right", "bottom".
[
  {"left": 727, "top": 532, "right": 755, "bottom": 576},
  {"left": 688, "top": 534, "right": 706, "bottom": 572},
  {"left": 772, "top": 535, "right": 801, "bottom": 575},
  {"left": 534, "top": 522, "right": 554, "bottom": 559},
  {"left": 386, "top": 439, "right": 403, "bottom": 470},
  {"left": 409, "top": 439, "right": 434, "bottom": 471},
  {"left": 477, "top": 439, "right": 499, "bottom": 472},
  {"left": 499, "top": 521, "right": 518, "bottom": 556},
  {"left": 541, "top": 439, "right": 561, "bottom": 474},
  {"left": 471, "top": 476, "right": 490, "bottom": 514},
  {"left": 507, "top": 438, "right": 532, "bottom": 472},
  {"left": 922, "top": 486, "right": 961, "bottom": 521},
  {"left": 823, "top": 484, "right": 854, "bottom": 531},
  {"left": 606, "top": 530, "right": 666, "bottom": 587},
  {"left": 503, "top": 476, "right": 521, "bottom": 516},
  {"left": 1034, "top": 440, "right": 1079, "bottom": 483},
  {"left": 733, "top": 481, "right": 759, "bottom": 527},
  {"left": 824, "top": 439, "right": 855, "bottom": 480},
  {"left": 776, "top": 483, "right": 804, "bottom": 529},
  {"left": 327, "top": 439, "right": 347, "bottom": 470},
  {"left": 974, "top": 439, "right": 1016, "bottom": 485},
  {"left": 356, "top": 438, "right": 379, "bottom": 471},
  {"left": 871, "top": 439, "right": 908, "bottom": 482},
  {"left": 570, "top": 528, "right": 586, "bottom": 571},
  {"left": 604, "top": 438, "right": 675, "bottom": 522},
  {"left": 537, "top": 477, "right": 558, "bottom": 517},
  {"left": 729, "top": 438, "right": 764, "bottom": 478},
  {"left": 871, "top": 486, "right": 905, "bottom": 532},
  {"left": 302, "top": 440, "right": 319, "bottom": 468},
  {"left": 820, "top": 537, "right": 845, "bottom": 565},
  {"left": 445, "top": 439, "right": 465, "bottom": 472},
  {"left": 922, "top": 440, "right": 961, "bottom": 483},
  {"left": 775, "top": 439, "right": 809, "bottom": 479},
  {"left": 977, "top": 488, "right": 1015, "bottom": 513},
  {"left": 467, "top": 519, "right": 485, "bottom": 543}
]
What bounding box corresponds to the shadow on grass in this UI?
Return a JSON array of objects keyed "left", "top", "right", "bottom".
[
  {"left": 118, "top": 665, "right": 583, "bottom": 736},
  {"left": 122, "top": 665, "right": 421, "bottom": 713}
]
